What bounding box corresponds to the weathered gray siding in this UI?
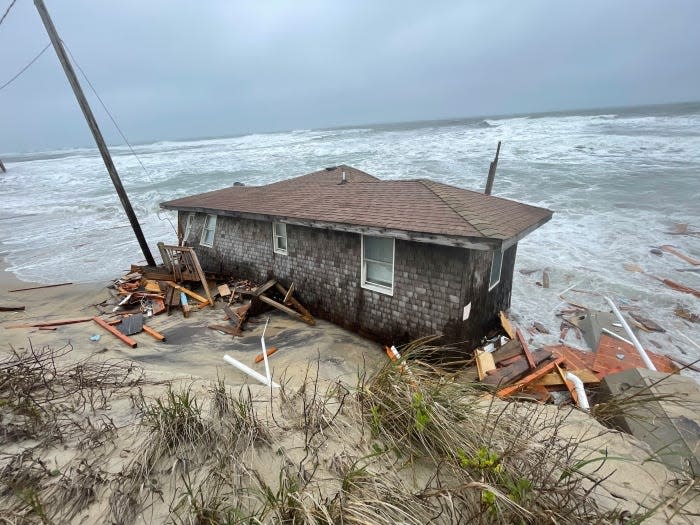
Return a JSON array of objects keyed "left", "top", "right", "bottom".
[{"left": 181, "top": 212, "right": 515, "bottom": 347}]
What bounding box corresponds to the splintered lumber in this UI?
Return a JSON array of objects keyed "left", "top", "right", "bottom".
[
  {"left": 258, "top": 295, "right": 314, "bottom": 325},
  {"left": 208, "top": 324, "right": 241, "bottom": 336},
  {"left": 254, "top": 346, "right": 278, "bottom": 364},
  {"left": 555, "top": 363, "right": 577, "bottom": 404},
  {"left": 516, "top": 328, "right": 536, "bottom": 369},
  {"left": 8, "top": 282, "right": 73, "bottom": 293},
  {"left": 534, "top": 369, "right": 599, "bottom": 387},
  {"left": 142, "top": 325, "right": 166, "bottom": 341},
  {"left": 660, "top": 245, "right": 700, "bottom": 266},
  {"left": 250, "top": 279, "right": 277, "bottom": 297},
  {"left": 169, "top": 283, "right": 209, "bottom": 305},
  {"left": 274, "top": 282, "right": 315, "bottom": 325},
  {"left": 92, "top": 316, "right": 137, "bottom": 348},
  {"left": 497, "top": 357, "right": 564, "bottom": 398},
  {"left": 144, "top": 280, "right": 162, "bottom": 293},
  {"left": 0, "top": 305, "right": 25, "bottom": 311},
  {"left": 4, "top": 317, "right": 93, "bottom": 329},
  {"left": 482, "top": 348, "right": 553, "bottom": 386},
  {"left": 492, "top": 339, "right": 523, "bottom": 364},
  {"left": 475, "top": 350, "right": 496, "bottom": 380},
  {"left": 499, "top": 311, "right": 516, "bottom": 339}
]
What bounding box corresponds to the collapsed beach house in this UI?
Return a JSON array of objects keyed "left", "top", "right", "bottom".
[{"left": 160, "top": 166, "right": 552, "bottom": 347}]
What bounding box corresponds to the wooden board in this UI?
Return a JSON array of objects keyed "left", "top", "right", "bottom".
[
  {"left": 492, "top": 339, "right": 523, "bottom": 364},
  {"left": 4, "top": 317, "right": 93, "bottom": 329},
  {"left": 142, "top": 325, "right": 166, "bottom": 341},
  {"left": 208, "top": 324, "right": 241, "bottom": 336},
  {"left": 258, "top": 295, "right": 315, "bottom": 325},
  {"left": 93, "top": 317, "right": 137, "bottom": 348},
  {"left": 497, "top": 357, "right": 564, "bottom": 398},
  {"left": 533, "top": 368, "right": 599, "bottom": 386},
  {"left": 218, "top": 284, "right": 232, "bottom": 297},
  {"left": 475, "top": 350, "right": 496, "bottom": 380},
  {"left": 592, "top": 334, "right": 678, "bottom": 378},
  {"left": 499, "top": 311, "right": 516, "bottom": 339},
  {"left": 516, "top": 328, "right": 536, "bottom": 369}
]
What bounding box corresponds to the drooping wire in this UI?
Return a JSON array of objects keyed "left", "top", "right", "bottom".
[
  {"left": 0, "top": 0, "right": 17, "bottom": 28},
  {"left": 0, "top": 43, "right": 51, "bottom": 91},
  {"left": 61, "top": 39, "right": 178, "bottom": 236}
]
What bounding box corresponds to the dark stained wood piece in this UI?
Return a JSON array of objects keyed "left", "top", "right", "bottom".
[
  {"left": 208, "top": 324, "right": 241, "bottom": 336},
  {"left": 517, "top": 328, "right": 536, "bottom": 369},
  {"left": 0, "top": 305, "right": 25, "bottom": 311},
  {"left": 497, "top": 357, "right": 564, "bottom": 398},
  {"left": 9, "top": 282, "right": 72, "bottom": 293}
]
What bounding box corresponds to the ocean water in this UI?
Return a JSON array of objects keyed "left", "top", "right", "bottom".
[{"left": 2, "top": 102, "right": 699, "bottom": 365}]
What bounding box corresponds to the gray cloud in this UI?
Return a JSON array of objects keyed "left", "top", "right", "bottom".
[{"left": 1, "top": 0, "right": 699, "bottom": 152}]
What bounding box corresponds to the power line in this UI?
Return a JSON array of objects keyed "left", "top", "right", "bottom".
[
  {"left": 0, "top": 43, "right": 51, "bottom": 91},
  {"left": 0, "top": 0, "right": 17, "bottom": 27}
]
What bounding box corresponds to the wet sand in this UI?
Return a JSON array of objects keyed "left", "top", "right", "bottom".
[{"left": 0, "top": 260, "right": 384, "bottom": 387}]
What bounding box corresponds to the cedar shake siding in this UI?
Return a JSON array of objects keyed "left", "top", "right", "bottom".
[{"left": 180, "top": 212, "right": 516, "bottom": 347}]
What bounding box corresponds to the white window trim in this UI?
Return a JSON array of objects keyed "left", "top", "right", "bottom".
[
  {"left": 272, "top": 222, "right": 288, "bottom": 255},
  {"left": 200, "top": 214, "right": 217, "bottom": 247},
  {"left": 361, "top": 234, "right": 395, "bottom": 296},
  {"left": 183, "top": 213, "right": 195, "bottom": 242},
  {"left": 488, "top": 248, "right": 503, "bottom": 291}
]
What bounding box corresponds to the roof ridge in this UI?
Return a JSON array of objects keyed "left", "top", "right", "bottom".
[{"left": 418, "top": 179, "right": 493, "bottom": 237}]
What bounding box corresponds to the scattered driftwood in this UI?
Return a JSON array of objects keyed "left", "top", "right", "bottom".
[
  {"left": 628, "top": 312, "right": 665, "bottom": 332},
  {"left": 674, "top": 306, "right": 699, "bottom": 323},
  {"left": 8, "top": 282, "right": 72, "bottom": 293},
  {"left": 660, "top": 245, "right": 700, "bottom": 266},
  {"left": 0, "top": 305, "right": 25, "bottom": 311},
  {"left": 4, "top": 317, "right": 93, "bottom": 329}
]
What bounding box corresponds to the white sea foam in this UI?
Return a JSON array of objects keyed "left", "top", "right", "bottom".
[{"left": 1, "top": 103, "right": 699, "bottom": 370}]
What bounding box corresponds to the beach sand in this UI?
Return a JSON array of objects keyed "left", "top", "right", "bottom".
[{"left": 2, "top": 261, "right": 698, "bottom": 524}]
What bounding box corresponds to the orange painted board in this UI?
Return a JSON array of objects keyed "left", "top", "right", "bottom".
[
  {"left": 546, "top": 345, "right": 596, "bottom": 371},
  {"left": 142, "top": 325, "right": 166, "bottom": 341},
  {"left": 254, "top": 347, "right": 278, "bottom": 364},
  {"left": 516, "top": 328, "right": 536, "bottom": 369},
  {"left": 92, "top": 316, "right": 137, "bottom": 348},
  {"left": 591, "top": 334, "right": 678, "bottom": 378}
]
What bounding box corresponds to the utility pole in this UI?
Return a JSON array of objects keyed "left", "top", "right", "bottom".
[
  {"left": 34, "top": 0, "right": 156, "bottom": 266},
  {"left": 484, "top": 141, "right": 501, "bottom": 196}
]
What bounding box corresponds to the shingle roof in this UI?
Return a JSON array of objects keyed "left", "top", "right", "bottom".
[{"left": 161, "top": 165, "right": 552, "bottom": 245}]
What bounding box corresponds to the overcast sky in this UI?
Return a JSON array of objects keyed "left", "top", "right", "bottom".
[{"left": 1, "top": 0, "right": 699, "bottom": 153}]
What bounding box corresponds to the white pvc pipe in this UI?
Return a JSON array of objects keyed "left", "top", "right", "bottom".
[
  {"left": 260, "top": 318, "right": 272, "bottom": 384},
  {"left": 565, "top": 372, "right": 590, "bottom": 411},
  {"left": 223, "top": 354, "right": 280, "bottom": 388},
  {"left": 604, "top": 297, "right": 656, "bottom": 371}
]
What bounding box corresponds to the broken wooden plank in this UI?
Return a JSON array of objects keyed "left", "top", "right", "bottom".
[
  {"left": 534, "top": 368, "right": 600, "bottom": 387},
  {"left": 660, "top": 245, "right": 700, "bottom": 266},
  {"left": 4, "top": 317, "right": 93, "bottom": 329},
  {"left": 92, "top": 316, "right": 137, "bottom": 348},
  {"left": 499, "top": 311, "right": 516, "bottom": 339},
  {"left": 482, "top": 348, "right": 553, "bottom": 386},
  {"left": 274, "top": 282, "right": 315, "bottom": 325},
  {"left": 258, "top": 295, "right": 314, "bottom": 325},
  {"left": 250, "top": 279, "right": 277, "bottom": 297},
  {"left": 555, "top": 362, "right": 578, "bottom": 404},
  {"left": 491, "top": 339, "right": 523, "bottom": 364},
  {"left": 254, "top": 346, "right": 278, "bottom": 363},
  {"left": 516, "top": 328, "right": 536, "bottom": 369},
  {"left": 144, "top": 280, "right": 161, "bottom": 293},
  {"left": 475, "top": 349, "right": 496, "bottom": 380},
  {"left": 497, "top": 357, "right": 564, "bottom": 398},
  {"left": 628, "top": 312, "right": 665, "bottom": 332},
  {"left": 0, "top": 305, "right": 25, "bottom": 311},
  {"left": 208, "top": 324, "right": 241, "bottom": 336},
  {"left": 38, "top": 326, "right": 57, "bottom": 331},
  {"left": 9, "top": 282, "right": 72, "bottom": 293},
  {"left": 218, "top": 284, "right": 232, "bottom": 297},
  {"left": 142, "top": 325, "right": 166, "bottom": 341},
  {"left": 169, "top": 283, "right": 209, "bottom": 305}
]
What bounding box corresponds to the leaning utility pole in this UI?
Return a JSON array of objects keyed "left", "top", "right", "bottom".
[
  {"left": 34, "top": 0, "right": 156, "bottom": 266},
  {"left": 484, "top": 141, "right": 501, "bottom": 196}
]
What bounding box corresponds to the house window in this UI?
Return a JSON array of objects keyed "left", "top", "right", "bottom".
[
  {"left": 200, "top": 214, "right": 217, "bottom": 247},
  {"left": 489, "top": 248, "right": 503, "bottom": 290},
  {"left": 273, "top": 222, "right": 288, "bottom": 254},
  {"left": 182, "top": 213, "right": 195, "bottom": 243},
  {"left": 361, "top": 235, "right": 394, "bottom": 295}
]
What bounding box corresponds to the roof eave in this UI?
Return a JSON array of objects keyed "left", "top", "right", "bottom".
[
  {"left": 160, "top": 203, "right": 503, "bottom": 250},
  {"left": 502, "top": 212, "right": 554, "bottom": 249}
]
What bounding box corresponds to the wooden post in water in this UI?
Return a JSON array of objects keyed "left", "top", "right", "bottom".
[
  {"left": 33, "top": 0, "right": 156, "bottom": 266},
  {"left": 484, "top": 141, "right": 501, "bottom": 196},
  {"left": 0, "top": 159, "right": 6, "bottom": 173}
]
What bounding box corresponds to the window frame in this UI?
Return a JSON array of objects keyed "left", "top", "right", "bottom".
[
  {"left": 361, "top": 234, "right": 395, "bottom": 296},
  {"left": 200, "top": 214, "right": 217, "bottom": 247},
  {"left": 272, "top": 222, "right": 288, "bottom": 255},
  {"left": 182, "top": 213, "right": 195, "bottom": 243},
  {"left": 488, "top": 248, "right": 503, "bottom": 291}
]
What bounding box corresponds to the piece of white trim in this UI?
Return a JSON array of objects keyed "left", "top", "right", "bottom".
[{"left": 200, "top": 213, "right": 217, "bottom": 247}]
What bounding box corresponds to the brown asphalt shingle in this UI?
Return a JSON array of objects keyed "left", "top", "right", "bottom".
[{"left": 161, "top": 165, "right": 552, "bottom": 242}]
